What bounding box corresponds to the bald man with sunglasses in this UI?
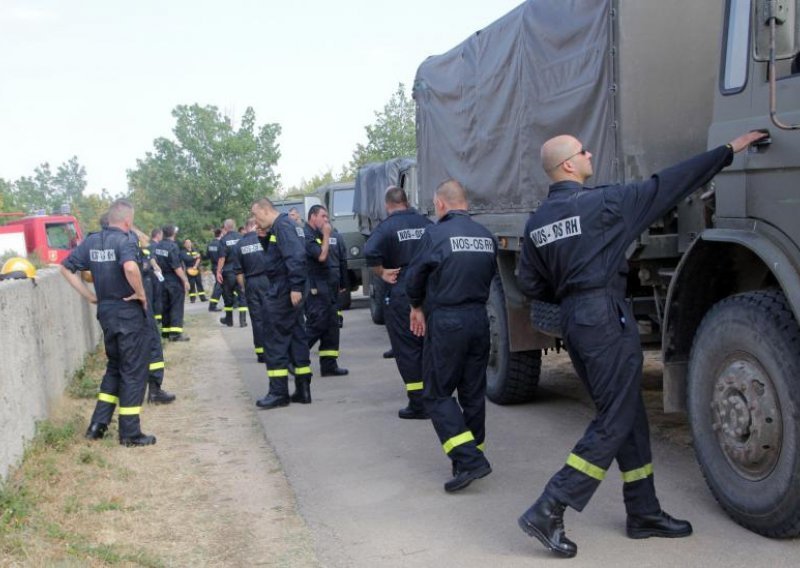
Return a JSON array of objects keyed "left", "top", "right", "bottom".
[{"left": 516, "top": 130, "right": 767, "bottom": 558}]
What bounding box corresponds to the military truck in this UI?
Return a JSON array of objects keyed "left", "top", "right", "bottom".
[
  {"left": 315, "top": 182, "right": 363, "bottom": 308},
  {"left": 353, "top": 157, "right": 417, "bottom": 324},
  {"left": 413, "top": 0, "right": 800, "bottom": 537}
]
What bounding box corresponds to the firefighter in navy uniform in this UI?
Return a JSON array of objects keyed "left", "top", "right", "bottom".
[
  {"left": 181, "top": 239, "right": 206, "bottom": 303},
  {"left": 59, "top": 199, "right": 156, "bottom": 446},
  {"left": 365, "top": 186, "right": 432, "bottom": 419},
  {"left": 153, "top": 225, "right": 191, "bottom": 341},
  {"left": 250, "top": 197, "right": 313, "bottom": 408},
  {"left": 216, "top": 219, "right": 248, "bottom": 328},
  {"left": 329, "top": 226, "right": 348, "bottom": 329},
  {"left": 304, "top": 205, "right": 348, "bottom": 376},
  {"left": 406, "top": 180, "right": 497, "bottom": 493},
  {"left": 149, "top": 227, "right": 164, "bottom": 325},
  {"left": 133, "top": 228, "right": 177, "bottom": 405},
  {"left": 234, "top": 218, "right": 270, "bottom": 363},
  {"left": 515, "top": 131, "right": 767, "bottom": 558},
  {"left": 207, "top": 228, "right": 223, "bottom": 311}
]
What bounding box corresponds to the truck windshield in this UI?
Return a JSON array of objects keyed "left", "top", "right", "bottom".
[
  {"left": 46, "top": 222, "right": 78, "bottom": 250},
  {"left": 332, "top": 189, "right": 355, "bottom": 218}
]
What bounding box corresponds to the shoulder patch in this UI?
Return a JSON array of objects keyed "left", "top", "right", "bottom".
[
  {"left": 449, "top": 236, "right": 495, "bottom": 253},
  {"left": 397, "top": 228, "right": 425, "bottom": 242},
  {"left": 295, "top": 226, "right": 305, "bottom": 238},
  {"left": 529, "top": 216, "right": 582, "bottom": 248},
  {"left": 328, "top": 237, "right": 337, "bottom": 245}
]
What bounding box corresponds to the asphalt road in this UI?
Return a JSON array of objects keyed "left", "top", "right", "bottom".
[{"left": 213, "top": 296, "right": 799, "bottom": 567}]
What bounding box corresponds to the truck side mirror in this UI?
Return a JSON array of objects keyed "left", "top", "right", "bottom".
[{"left": 754, "top": 0, "right": 799, "bottom": 62}]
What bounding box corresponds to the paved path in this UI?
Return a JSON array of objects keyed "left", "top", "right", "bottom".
[{"left": 211, "top": 297, "right": 798, "bottom": 567}]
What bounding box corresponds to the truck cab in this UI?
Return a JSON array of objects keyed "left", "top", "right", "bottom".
[{"left": 0, "top": 214, "right": 83, "bottom": 264}]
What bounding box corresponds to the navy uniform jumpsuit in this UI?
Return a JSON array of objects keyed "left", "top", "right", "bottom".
[
  {"left": 218, "top": 230, "right": 248, "bottom": 326},
  {"left": 303, "top": 223, "right": 343, "bottom": 375},
  {"left": 365, "top": 208, "right": 432, "bottom": 412},
  {"left": 406, "top": 210, "right": 498, "bottom": 474},
  {"left": 233, "top": 230, "right": 270, "bottom": 360},
  {"left": 259, "top": 213, "right": 312, "bottom": 403},
  {"left": 517, "top": 145, "right": 735, "bottom": 515},
  {"left": 153, "top": 238, "right": 186, "bottom": 339},
  {"left": 62, "top": 227, "right": 149, "bottom": 439},
  {"left": 206, "top": 237, "right": 223, "bottom": 310}
]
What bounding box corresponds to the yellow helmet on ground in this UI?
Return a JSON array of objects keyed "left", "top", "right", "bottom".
[
  {"left": 1, "top": 257, "right": 36, "bottom": 280},
  {"left": 187, "top": 267, "right": 199, "bottom": 277}
]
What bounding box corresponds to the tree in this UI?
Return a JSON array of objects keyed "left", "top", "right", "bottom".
[
  {"left": 285, "top": 167, "right": 347, "bottom": 197},
  {"left": 128, "top": 104, "right": 282, "bottom": 242},
  {"left": 347, "top": 83, "right": 416, "bottom": 176}
]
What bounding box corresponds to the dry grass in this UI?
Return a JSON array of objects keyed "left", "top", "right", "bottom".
[{"left": 0, "top": 312, "right": 317, "bottom": 567}]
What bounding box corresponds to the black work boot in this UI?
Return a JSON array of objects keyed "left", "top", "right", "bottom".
[
  {"left": 148, "top": 382, "right": 176, "bottom": 404},
  {"left": 256, "top": 393, "right": 290, "bottom": 409},
  {"left": 518, "top": 493, "right": 577, "bottom": 558},
  {"left": 85, "top": 422, "right": 107, "bottom": 440},
  {"left": 383, "top": 349, "right": 395, "bottom": 359},
  {"left": 220, "top": 312, "right": 233, "bottom": 327},
  {"left": 170, "top": 334, "right": 190, "bottom": 342},
  {"left": 120, "top": 433, "right": 157, "bottom": 447},
  {"left": 208, "top": 302, "right": 218, "bottom": 312},
  {"left": 626, "top": 510, "right": 693, "bottom": 539},
  {"left": 444, "top": 460, "right": 492, "bottom": 493},
  {"left": 239, "top": 311, "right": 248, "bottom": 327},
  {"left": 398, "top": 398, "right": 429, "bottom": 420},
  {"left": 257, "top": 353, "right": 266, "bottom": 364},
  {"left": 290, "top": 377, "right": 312, "bottom": 404},
  {"left": 321, "top": 365, "right": 348, "bottom": 377}
]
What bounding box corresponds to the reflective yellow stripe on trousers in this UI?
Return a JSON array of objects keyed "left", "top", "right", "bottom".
[
  {"left": 442, "top": 431, "right": 475, "bottom": 454},
  {"left": 319, "top": 350, "right": 339, "bottom": 357},
  {"left": 294, "top": 366, "right": 312, "bottom": 375},
  {"left": 268, "top": 369, "right": 289, "bottom": 377},
  {"left": 621, "top": 463, "right": 653, "bottom": 483},
  {"left": 566, "top": 453, "right": 606, "bottom": 481},
  {"left": 149, "top": 361, "right": 165, "bottom": 371},
  {"left": 118, "top": 406, "right": 141, "bottom": 415},
  {"left": 98, "top": 393, "right": 119, "bottom": 405},
  {"left": 406, "top": 382, "right": 423, "bottom": 392}
]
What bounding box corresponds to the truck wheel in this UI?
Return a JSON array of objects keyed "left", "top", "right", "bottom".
[
  {"left": 369, "top": 277, "right": 385, "bottom": 325},
  {"left": 485, "top": 275, "right": 541, "bottom": 405},
  {"left": 339, "top": 288, "right": 352, "bottom": 310},
  {"left": 688, "top": 290, "right": 800, "bottom": 537}
]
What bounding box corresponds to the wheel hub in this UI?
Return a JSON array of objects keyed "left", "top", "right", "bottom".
[{"left": 710, "top": 357, "right": 782, "bottom": 481}]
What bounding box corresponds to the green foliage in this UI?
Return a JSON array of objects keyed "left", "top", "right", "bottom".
[
  {"left": 0, "top": 481, "right": 31, "bottom": 533},
  {"left": 128, "top": 104, "right": 282, "bottom": 243},
  {"left": 285, "top": 167, "right": 349, "bottom": 196},
  {"left": 347, "top": 83, "right": 416, "bottom": 176}
]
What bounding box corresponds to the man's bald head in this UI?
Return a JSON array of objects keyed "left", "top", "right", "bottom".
[
  {"left": 223, "top": 218, "right": 236, "bottom": 232},
  {"left": 540, "top": 135, "right": 593, "bottom": 183},
  {"left": 433, "top": 179, "right": 469, "bottom": 219}
]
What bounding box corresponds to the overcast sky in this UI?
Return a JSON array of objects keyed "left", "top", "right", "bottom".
[{"left": 0, "top": 0, "right": 523, "bottom": 197}]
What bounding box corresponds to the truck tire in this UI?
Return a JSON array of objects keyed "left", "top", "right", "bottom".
[
  {"left": 369, "top": 276, "right": 385, "bottom": 325},
  {"left": 687, "top": 290, "right": 800, "bottom": 537},
  {"left": 485, "top": 275, "right": 541, "bottom": 405}
]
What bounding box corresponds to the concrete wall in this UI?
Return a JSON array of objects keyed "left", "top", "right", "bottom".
[{"left": 0, "top": 267, "right": 101, "bottom": 481}]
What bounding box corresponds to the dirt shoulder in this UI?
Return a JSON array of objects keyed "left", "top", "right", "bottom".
[{"left": 0, "top": 313, "right": 317, "bottom": 567}]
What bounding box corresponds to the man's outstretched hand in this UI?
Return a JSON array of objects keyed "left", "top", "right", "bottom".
[{"left": 729, "top": 130, "right": 769, "bottom": 153}]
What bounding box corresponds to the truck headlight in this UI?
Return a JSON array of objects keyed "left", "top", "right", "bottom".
[{"left": 349, "top": 246, "right": 360, "bottom": 257}]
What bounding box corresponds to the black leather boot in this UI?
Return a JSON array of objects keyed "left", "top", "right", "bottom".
[
  {"left": 518, "top": 493, "right": 577, "bottom": 558},
  {"left": 256, "top": 393, "right": 290, "bottom": 409},
  {"left": 290, "top": 377, "right": 312, "bottom": 404},
  {"left": 170, "top": 334, "right": 190, "bottom": 342},
  {"left": 626, "top": 510, "right": 693, "bottom": 539},
  {"left": 239, "top": 311, "right": 248, "bottom": 327},
  {"left": 119, "top": 433, "right": 157, "bottom": 447},
  {"left": 398, "top": 398, "right": 429, "bottom": 420},
  {"left": 220, "top": 312, "right": 233, "bottom": 327},
  {"left": 148, "top": 382, "right": 176, "bottom": 404},
  {"left": 383, "top": 349, "right": 395, "bottom": 359},
  {"left": 444, "top": 461, "right": 491, "bottom": 493},
  {"left": 85, "top": 422, "right": 107, "bottom": 440}
]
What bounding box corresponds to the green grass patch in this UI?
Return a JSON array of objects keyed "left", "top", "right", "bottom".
[
  {"left": 0, "top": 480, "right": 32, "bottom": 533},
  {"left": 67, "top": 541, "right": 164, "bottom": 567},
  {"left": 67, "top": 346, "right": 106, "bottom": 399}
]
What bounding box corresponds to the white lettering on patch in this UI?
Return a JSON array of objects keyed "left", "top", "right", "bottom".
[
  {"left": 449, "top": 236, "right": 495, "bottom": 253},
  {"left": 295, "top": 226, "right": 305, "bottom": 238},
  {"left": 155, "top": 249, "right": 170, "bottom": 257},
  {"left": 328, "top": 237, "right": 337, "bottom": 245},
  {"left": 397, "top": 228, "right": 425, "bottom": 242},
  {"left": 530, "top": 216, "right": 582, "bottom": 248},
  {"left": 90, "top": 249, "right": 117, "bottom": 262},
  {"left": 240, "top": 243, "right": 263, "bottom": 255}
]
